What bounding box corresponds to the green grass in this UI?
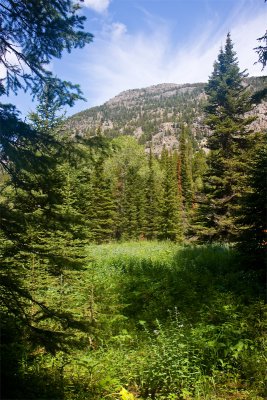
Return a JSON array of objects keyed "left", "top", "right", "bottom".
[
  {"left": 9, "top": 241, "right": 267, "bottom": 400},
  {"left": 87, "top": 240, "right": 179, "bottom": 264}
]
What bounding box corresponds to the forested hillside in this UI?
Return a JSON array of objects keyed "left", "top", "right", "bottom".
[
  {"left": 1, "top": 1, "right": 266, "bottom": 400},
  {"left": 64, "top": 72, "right": 267, "bottom": 244},
  {"left": 68, "top": 77, "right": 267, "bottom": 154}
]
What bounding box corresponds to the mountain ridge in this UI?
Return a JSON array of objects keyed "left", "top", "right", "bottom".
[{"left": 68, "top": 77, "right": 267, "bottom": 154}]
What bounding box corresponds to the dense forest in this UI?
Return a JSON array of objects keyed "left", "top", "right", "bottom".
[{"left": 0, "top": 1, "right": 266, "bottom": 400}]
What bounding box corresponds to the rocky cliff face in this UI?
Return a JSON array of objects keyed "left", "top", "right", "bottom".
[{"left": 68, "top": 78, "right": 267, "bottom": 154}]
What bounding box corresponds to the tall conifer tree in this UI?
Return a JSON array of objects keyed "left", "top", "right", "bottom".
[
  {"left": 144, "top": 148, "right": 162, "bottom": 239},
  {"left": 159, "top": 148, "right": 183, "bottom": 241},
  {"left": 201, "top": 33, "right": 255, "bottom": 241},
  {"left": 237, "top": 141, "right": 267, "bottom": 272},
  {"left": 106, "top": 137, "right": 147, "bottom": 240},
  {"left": 89, "top": 154, "right": 116, "bottom": 243},
  {"left": 179, "top": 126, "right": 194, "bottom": 210}
]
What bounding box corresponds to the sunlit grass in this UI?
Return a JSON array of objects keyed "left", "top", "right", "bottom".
[
  {"left": 19, "top": 241, "right": 266, "bottom": 400},
  {"left": 87, "top": 240, "right": 180, "bottom": 265}
]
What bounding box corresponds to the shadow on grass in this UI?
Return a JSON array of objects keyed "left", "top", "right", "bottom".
[{"left": 117, "top": 245, "right": 263, "bottom": 324}]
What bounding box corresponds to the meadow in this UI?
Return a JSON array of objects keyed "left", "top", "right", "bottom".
[{"left": 8, "top": 241, "right": 266, "bottom": 400}]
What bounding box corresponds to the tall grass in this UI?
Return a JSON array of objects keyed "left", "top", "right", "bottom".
[{"left": 18, "top": 241, "right": 266, "bottom": 399}]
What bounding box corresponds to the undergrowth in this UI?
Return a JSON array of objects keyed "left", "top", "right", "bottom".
[{"left": 6, "top": 241, "right": 266, "bottom": 399}]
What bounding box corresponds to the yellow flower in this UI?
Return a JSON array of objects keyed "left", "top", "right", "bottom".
[{"left": 119, "top": 387, "right": 136, "bottom": 400}]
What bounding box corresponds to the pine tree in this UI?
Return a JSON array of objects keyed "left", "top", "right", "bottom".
[
  {"left": 0, "top": 95, "right": 90, "bottom": 400},
  {"left": 192, "top": 149, "right": 207, "bottom": 195},
  {"left": 117, "top": 164, "right": 146, "bottom": 240},
  {"left": 0, "top": 3, "right": 93, "bottom": 397},
  {"left": 144, "top": 148, "right": 162, "bottom": 239},
  {"left": 89, "top": 154, "right": 116, "bottom": 243},
  {"left": 0, "top": 0, "right": 93, "bottom": 103},
  {"left": 178, "top": 126, "right": 194, "bottom": 210},
  {"left": 237, "top": 139, "right": 267, "bottom": 272},
  {"left": 201, "top": 33, "right": 255, "bottom": 241},
  {"left": 124, "top": 167, "right": 141, "bottom": 239},
  {"left": 159, "top": 148, "right": 183, "bottom": 241},
  {"left": 106, "top": 136, "right": 147, "bottom": 240}
]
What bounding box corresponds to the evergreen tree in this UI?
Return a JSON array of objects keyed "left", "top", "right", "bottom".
[
  {"left": 159, "top": 148, "right": 183, "bottom": 241},
  {"left": 0, "top": 2, "right": 93, "bottom": 397},
  {"left": 89, "top": 154, "right": 116, "bottom": 243},
  {"left": 144, "top": 148, "right": 162, "bottom": 239},
  {"left": 0, "top": 94, "right": 89, "bottom": 398},
  {"left": 237, "top": 138, "right": 267, "bottom": 272},
  {"left": 0, "top": 0, "right": 93, "bottom": 102},
  {"left": 173, "top": 150, "right": 187, "bottom": 234},
  {"left": 255, "top": 30, "right": 267, "bottom": 70},
  {"left": 123, "top": 166, "right": 142, "bottom": 239},
  {"left": 201, "top": 33, "right": 255, "bottom": 241},
  {"left": 116, "top": 163, "right": 146, "bottom": 241},
  {"left": 178, "top": 126, "right": 194, "bottom": 210},
  {"left": 106, "top": 137, "right": 147, "bottom": 240},
  {"left": 192, "top": 149, "right": 207, "bottom": 195},
  {"left": 1, "top": 92, "right": 87, "bottom": 284}
]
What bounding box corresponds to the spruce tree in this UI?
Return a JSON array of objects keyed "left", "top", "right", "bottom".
[
  {"left": 0, "top": 0, "right": 93, "bottom": 103},
  {"left": 88, "top": 154, "right": 116, "bottom": 243},
  {"left": 116, "top": 164, "right": 146, "bottom": 240},
  {"left": 159, "top": 148, "right": 183, "bottom": 241},
  {"left": 0, "top": 3, "right": 93, "bottom": 397},
  {"left": 106, "top": 137, "right": 147, "bottom": 240},
  {"left": 125, "top": 167, "right": 141, "bottom": 239},
  {"left": 144, "top": 148, "right": 162, "bottom": 239},
  {"left": 237, "top": 140, "right": 267, "bottom": 272},
  {"left": 178, "top": 126, "right": 194, "bottom": 210},
  {"left": 0, "top": 95, "right": 90, "bottom": 398},
  {"left": 201, "top": 33, "right": 255, "bottom": 241}
]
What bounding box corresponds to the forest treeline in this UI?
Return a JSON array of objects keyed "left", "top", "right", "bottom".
[
  {"left": 2, "top": 35, "right": 265, "bottom": 255},
  {"left": 0, "top": 1, "right": 266, "bottom": 399}
]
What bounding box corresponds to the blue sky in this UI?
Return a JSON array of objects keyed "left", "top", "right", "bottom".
[{"left": 2, "top": 0, "right": 266, "bottom": 117}]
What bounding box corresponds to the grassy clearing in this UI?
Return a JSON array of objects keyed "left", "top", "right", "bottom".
[
  {"left": 87, "top": 240, "right": 178, "bottom": 263},
  {"left": 13, "top": 241, "right": 266, "bottom": 399}
]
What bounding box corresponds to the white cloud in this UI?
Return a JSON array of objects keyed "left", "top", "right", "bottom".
[
  {"left": 111, "top": 23, "right": 127, "bottom": 40},
  {"left": 79, "top": 5, "right": 267, "bottom": 107},
  {"left": 82, "top": 0, "right": 110, "bottom": 13},
  {"left": 232, "top": 15, "right": 266, "bottom": 76}
]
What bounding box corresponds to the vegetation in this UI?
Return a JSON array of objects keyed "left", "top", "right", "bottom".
[
  {"left": 200, "top": 33, "right": 256, "bottom": 241},
  {"left": 67, "top": 83, "right": 208, "bottom": 145},
  {"left": 254, "top": 0, "right": 267, "bottom": 70},
  {"left": 2, "top": 242, "right": 266, "bottom": 399},
  {"left": 0, "top": 2, "right": 266, "bottom": 399},
  {"left": 0, "top": 0, "right": 93, "bottom": 101}
]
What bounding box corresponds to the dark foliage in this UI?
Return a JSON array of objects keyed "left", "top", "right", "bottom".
[
  {"left": 200, "top": 33, "right": 255, "bottom": 241},
  {"left": 0, "top": 0, "right": 93, "bottom": 104}
]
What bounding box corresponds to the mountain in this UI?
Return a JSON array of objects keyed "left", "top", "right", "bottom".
[{"left": 68, "top": 77, "right": 267, "bottom": 154}]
